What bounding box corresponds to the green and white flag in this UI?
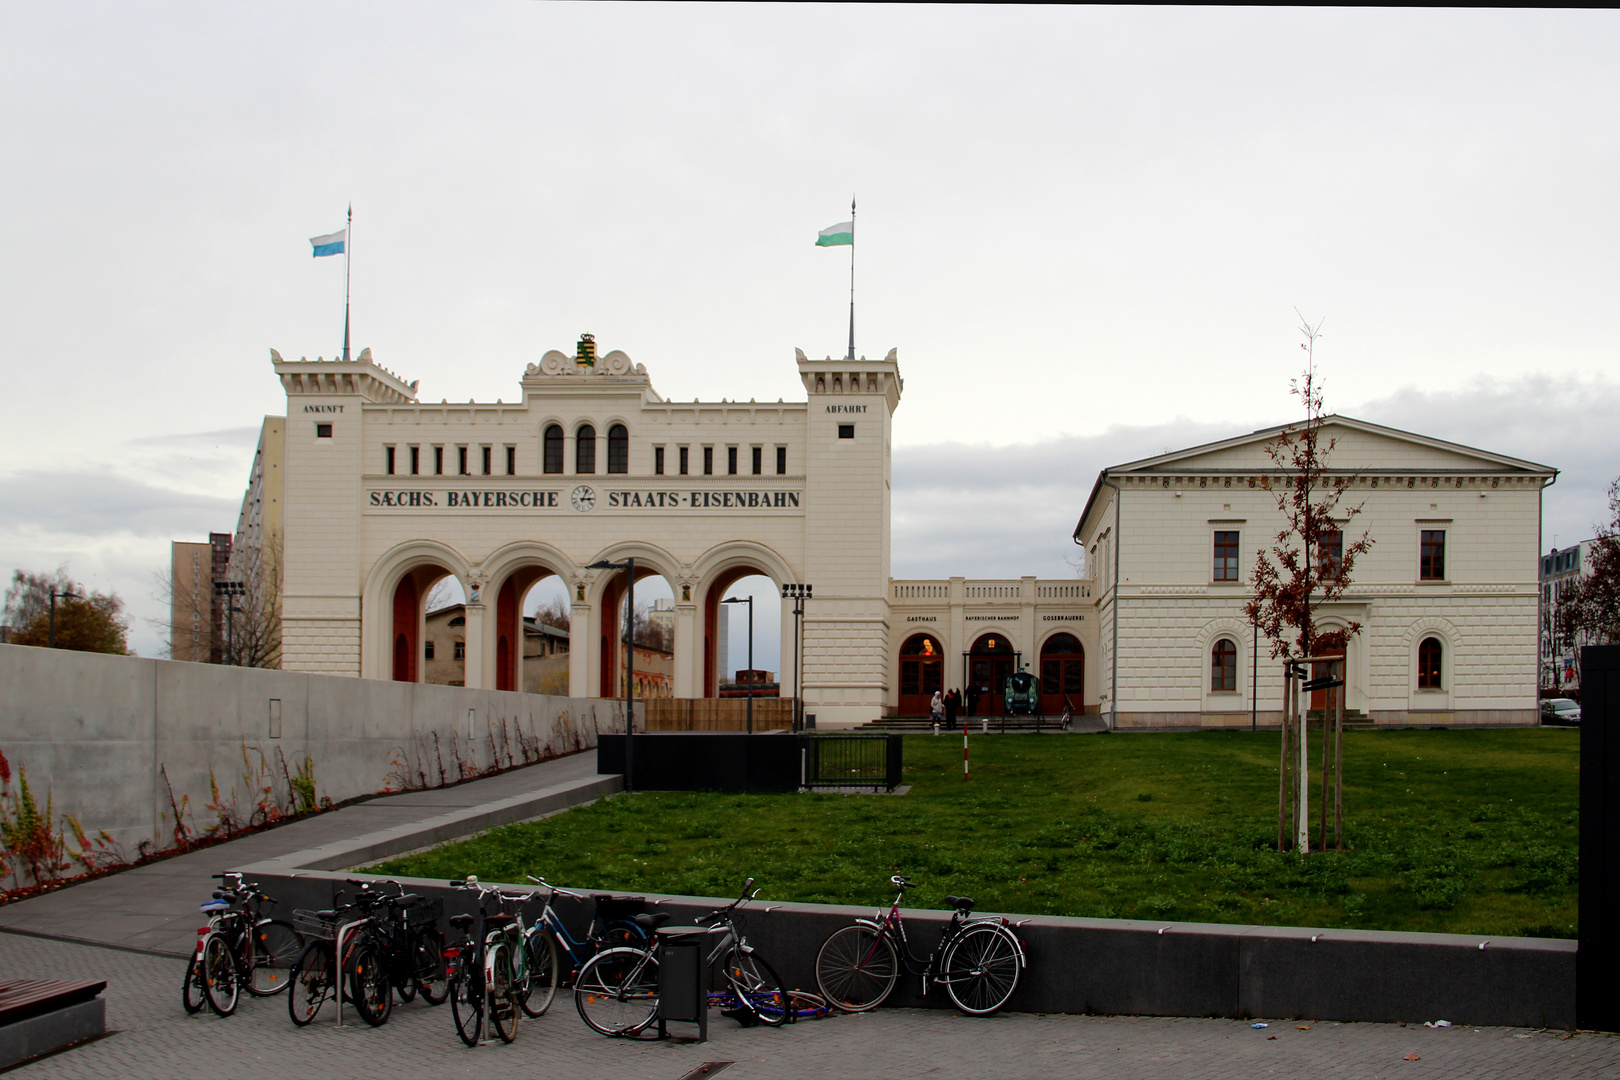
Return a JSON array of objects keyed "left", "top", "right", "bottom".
[{"left": 816, "top": 221, "right": 854, "bottom": 247}]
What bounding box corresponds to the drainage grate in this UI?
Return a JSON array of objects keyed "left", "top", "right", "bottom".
[{"left": 676, "top": 1063, "right": 735, "bottom": 1080}]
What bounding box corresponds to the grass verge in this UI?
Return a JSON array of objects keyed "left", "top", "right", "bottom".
[{"left": 368, "top": 728, "right": 1577, "bottom": 938}]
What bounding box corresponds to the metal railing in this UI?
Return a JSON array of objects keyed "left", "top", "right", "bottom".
[{"left": 799, "top": 734, "right": 902, "bottom": 792}]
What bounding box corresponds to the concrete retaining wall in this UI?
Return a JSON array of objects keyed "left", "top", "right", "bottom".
[
  {"left": 0, "top": 643, "right": 633, "bottom": 861},
  {"left": 237, "top": 866, "right": 1576, "bottom": 1030}
]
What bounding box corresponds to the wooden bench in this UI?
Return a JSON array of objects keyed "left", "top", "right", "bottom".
[{"left": 0, "top": 979, "right": 107, "bottom": 1069}]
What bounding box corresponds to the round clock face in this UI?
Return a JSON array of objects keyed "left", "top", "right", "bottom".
[{"left": 570, "top": 485, "right": 596, "bottom": 512}]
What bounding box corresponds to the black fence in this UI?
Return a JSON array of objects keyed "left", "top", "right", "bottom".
[
  {"left": 801, "top": 733, "right": 902, "bottom": 792},
  {"left": 598, "top": 732, "right": 902, "bottom": 793}
]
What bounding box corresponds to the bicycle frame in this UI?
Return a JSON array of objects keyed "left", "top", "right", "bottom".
[{"left": 857, "top": 892, "right": 1027, "bottom": 995}]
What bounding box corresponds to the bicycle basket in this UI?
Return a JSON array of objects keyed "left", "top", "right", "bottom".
[
  {"left": 405, "top": 896, "right": 444, "bottom": 929},
  {"left": 290, "top": 909, "right": 342, "bottom": 940},
  {"left": 592, "top": 894, "right": 647, "bottom": 920}
]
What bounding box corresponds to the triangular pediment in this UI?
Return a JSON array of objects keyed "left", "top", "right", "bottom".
[{"left": 1106, "top": 415, "right": 1554, "bottom": 476}]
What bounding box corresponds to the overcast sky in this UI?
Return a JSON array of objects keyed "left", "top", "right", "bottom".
[{"left": 2, "top": 4, "right": 1616, "bottom": 659}]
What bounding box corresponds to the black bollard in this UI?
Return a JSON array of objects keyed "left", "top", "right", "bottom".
[{"left": 1578, "top": 645, "right": 1620, "bottom": 1031}]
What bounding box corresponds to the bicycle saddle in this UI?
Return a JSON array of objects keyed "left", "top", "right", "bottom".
[
  {"left": 390, "top": 893, "right": 421, "bottom": 908},
  {"left": 449, "top": 913, "right": 475, "bottom": 930},
  {"left": 314, "top": 909, "right": 341, "bottom": 921},
  {"left": 633, "top": 913, "right": 673, "bottom": 930},
  {"left": 945, "top": 895, "right": 976, "bottom": 913}
]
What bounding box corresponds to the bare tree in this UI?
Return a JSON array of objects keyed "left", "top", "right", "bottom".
[{"left": 150, "top": 536, "right": 282, "bottom": 668}]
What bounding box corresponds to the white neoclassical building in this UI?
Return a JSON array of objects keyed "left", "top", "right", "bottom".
[
  {"left": 1073, "top": 417, "right": 1556, "bottom": 728},
  {"left": 272, "top": 338, "right": 1093, "bottom": 728}
]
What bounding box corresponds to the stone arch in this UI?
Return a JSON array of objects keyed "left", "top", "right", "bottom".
[
  {"left": 580, "top": 542, "right": 683, "bottom": 700},
  {"left": 362, "top": 539, "right": 473, "bottom": 683},
  {"left": 482, "top": 542, "right": 581, "bottom": 693},
  {"left": 691, "top": 541, "right": 793, "bottom": 698}
]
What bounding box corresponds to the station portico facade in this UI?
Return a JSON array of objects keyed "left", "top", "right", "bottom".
[{"left": 273, "top": 339, "right": 1098, "bottom": 727}]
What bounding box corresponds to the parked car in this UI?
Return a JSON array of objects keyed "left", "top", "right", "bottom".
[{"left": 1540, "top": 698, "right": 1581, "bottom": 724}]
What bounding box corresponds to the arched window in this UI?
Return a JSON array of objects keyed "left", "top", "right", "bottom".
[
  {"left": 607, "top": 424, "right": 629, "bottom": 474},
  {"left": 576, "top": 424, "right": 596, "bottom": 474},
  {"left": 1211, "top": 638, "right": 1237, "bottom": 692},
  {"left": 1418, "top": 636, "right": 1443, "bottom": 689},
  {"left": 543, "top": 425, "right": 564, "bottom": 474}
]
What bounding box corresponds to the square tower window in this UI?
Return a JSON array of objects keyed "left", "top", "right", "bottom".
[
  {"left": 838, "top": 424, "right": 855, "bottom": 439},
  {"left": 315, "top": 423, "right": 333, "bottom": 438}
]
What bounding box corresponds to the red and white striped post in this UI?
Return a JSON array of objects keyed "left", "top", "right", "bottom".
[{"left": 963, "top": 731, "right": 970, "bottom": 782}]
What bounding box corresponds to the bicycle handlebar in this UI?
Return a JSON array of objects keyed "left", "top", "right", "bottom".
[{"left": 525, "top": 874, "right": 583, "bottom": 900}]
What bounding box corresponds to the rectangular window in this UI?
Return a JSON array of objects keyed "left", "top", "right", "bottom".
[
  {"left": 776, "top": 446, "right": 787, "bottom": 475},
  {"left": 703, "top": 447, "right": 714, "bottom": 475},
  {"left": 481, "top": 446, "right": 492, "bottom": 475},
  {"left": 506, "top": 445, "right": 516, "bottom": 475},
  {"left": 751, "top": 446, "right": 762, "bottom": 475},
  {"left": 424, "top": 640, "right": 435, "bottom": 661},
  {"left": 838, "top": 424, "right": 855, "bottom": 439},
  {"left": 1318, "top": 529, "right": 1344, "bottom": 579},
  {"left": 458, "top": 446, "right": 468, "bottom": 475},
  {"left": 409, "top": 446, "right": 420, "bottom": 475},
  {"left": 1213, "top": 531, "right": 1239, "bottom": 582},
  {"left": 385, "top": 446, "right": 396, "bottom": 475},
  {"left": 679, "top": 446, "right": 689, "bottom": 475},
  {"left": 454, "top": 640, "right": 465, "bottom": 661},
  {"left": 434, "top": 446, "right": 444, "bottom": 475},
  {"left": 727, "top": 446, "right": 738, "bottom": 475},
  {"left": 654, "top": 446, "right": 665, "bottom": 475},
  {"left": 1420, "top": 530, "right": 1446, "bottom": 580},
  {"left": 316, "top": 423, "right": 333, "bottom": 438}
]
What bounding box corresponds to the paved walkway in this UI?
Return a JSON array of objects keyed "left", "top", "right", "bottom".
[
  {"left": 3, "top": 933, "right": 1616, "bottom": 1080},
  {"left": 0, "top": 751, "right": 610, "bottom": 957}
]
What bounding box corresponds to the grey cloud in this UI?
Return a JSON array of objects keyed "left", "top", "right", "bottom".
[{"left": 0, "top": 469, "right": 236, "bottom": 540}]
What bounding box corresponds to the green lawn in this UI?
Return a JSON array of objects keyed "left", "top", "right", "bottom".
[{"left": 369, "top": 729, "right": 1578, "bottom": 938}]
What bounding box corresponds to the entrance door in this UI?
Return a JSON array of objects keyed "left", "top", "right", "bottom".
[
  {"left": 898, "top": 634, "right": 944, "bottom": 716},
  {"left": 967, "top": 633, "right": 1018, "bottom": 717},
  {"left": 1039, "top": 633, "right": 1084, "bottom": 716}
]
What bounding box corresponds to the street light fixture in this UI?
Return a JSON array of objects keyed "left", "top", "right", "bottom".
[
  {"left": 721, "top": 595, "right": 755, "bottom": 735},
  {"left": 47, "top": 586, "right": 80, "bottom": 649},
  {"left": 781, "top": 583, "right": 813, "bottom": 731},
  {"left": 587, "top": 557, "right": 636, "bottom": 793},
  {"left": 213, "top": 580, "right": 245, "bottom": 666}
]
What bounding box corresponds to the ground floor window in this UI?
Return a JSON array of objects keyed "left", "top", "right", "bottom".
[
  {"left": 1418, "top": 636, "right": 1443, "bottom": 688},
  {"left": 1211, "top": 638, "right": 1237, "bottom": 692}
]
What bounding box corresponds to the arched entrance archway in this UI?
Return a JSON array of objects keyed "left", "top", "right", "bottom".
[
  {"left": 598, "top": 568, "right": 677, "bottom": 700},
  {"left": 898, "top": 633, "right": 944, "bottom": 716},
  {"left": 1040, "top": 632, "right": 1084, "bottom": 716},
  {"left": 391, "top": 564, "right": 453, "bottom": 683},
  {"left": 966, "top": 632, "right": 1019, "bottom": 717},
  {"left": 492, "top": 566, "right": 561, "bottom": 693},
  {"left": 702, "top": 566, "right": 778, "bottom": 697}
]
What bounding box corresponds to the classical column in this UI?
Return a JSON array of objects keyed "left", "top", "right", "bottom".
[
  {"left": 461, "top": 600, "right": 486, "bottom": 689},
  {"left": 569, "top": 599, "right": 591, "bottom": 698},
  {"left": 672, "top": 599, "right": 698, "bottom": 698}
]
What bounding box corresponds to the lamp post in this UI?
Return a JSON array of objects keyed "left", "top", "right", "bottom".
[
  {"left": 213, "top": 580, "right": 245, "bottom": 666},
  {"left": 781, "top": 584, "right": 813, "bottom": 731},
  {"left": 588, "top": 558, "right": 635, "bottom": 793},
  {"left": 721, "top": 595, "right": 755, "bottom": 734},
  {"left": 47, "top": 586, "right": 79, "bottom": 649}
]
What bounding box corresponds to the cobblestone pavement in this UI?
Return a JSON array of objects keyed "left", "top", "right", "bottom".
[
  {"left": 5, "top": 933, "right": 1617, "bottom": 1080},
  {"left": 0, "top": 751, "right": 603, "bottom": 957}
]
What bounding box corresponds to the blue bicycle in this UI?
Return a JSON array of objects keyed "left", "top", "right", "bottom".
[{"left": 516, "top": 875, "right": 661, "bottom": 1017}]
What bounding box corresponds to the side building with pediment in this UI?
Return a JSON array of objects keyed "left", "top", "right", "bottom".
[{"left": 1073, "top": 416, "right": 1556, "bottom": 729}]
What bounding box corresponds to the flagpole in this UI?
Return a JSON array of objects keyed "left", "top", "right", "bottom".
[
  {"left": 342, "top": 203, "right": 352, "bottom": 362},
  {"left": 847, "top": 195, "right": 856, "bottom": 361}
]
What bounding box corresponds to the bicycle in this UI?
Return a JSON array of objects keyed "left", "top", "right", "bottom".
[
  {"left": 814, "top": 874, "right": 1026, "bottom": 1016},
  {"left": 446, "top": 876, "right": 532, "bottom": 1045},
  {"left": 573, "top": 877, "right": 788, "bottom": 1037},
  {"left": 285, "top": 880, "right": 400, "bottom": 1028},
  {"left": 182, "top": 872, "right": 303, "bottom": 1017},
  {"left": 515, "top": 875, "right": 654, "bottom": 1018}
]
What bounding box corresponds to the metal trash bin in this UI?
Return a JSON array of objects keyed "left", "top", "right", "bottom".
[{"left": 655, "top": 925, "right": 710, "bottom": 1041}]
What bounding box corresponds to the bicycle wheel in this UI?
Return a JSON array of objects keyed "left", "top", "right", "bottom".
[
  {"left": 288, "top": 940, "right": 335, "bottom": 1026},
  {"left": 487, "top": 941, "right": 520, "bottom": 1043},
  {"left": 519, "top": 930, "right": 560, "bottom": 1017},
  {"left": 246, "top": 919, "right": 303, "bottom": 996},
  {"left": 350, "top": 943, "right": 393, "bottom": 1027},
  {"left": 202, "top": 935, "right": 239, "bottom": 1016},
  {"left": 941, "top": 924, "right": 1022, "bottom": 1016},
  {"left": 726, "top": 951, "right": 790, "bottom": 1026},
  {"left": 450, "top": 955, "right": 483, "bottom": 1047},
  {"left": 182, "top": 952, "right": 206, "bottom": 1014},
  {"left": 601, "top": 919, "right": 644, "bottom": 949},
  {"left": 815, "top": 925, "right": 898, "bottom": 1012},
  {"left": 416, "top": 934, "right": 449, "bottom": 1005},
  {"left": 574, "top": 947, "right": 659, "bottom": 1037}
]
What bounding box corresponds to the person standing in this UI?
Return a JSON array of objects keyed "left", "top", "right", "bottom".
[
  {"left": 930, "top": 688, "right": 944, "bottom": 727},
  {"left": 944, "top": 688, "right": 960, "bottom": 730}
]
